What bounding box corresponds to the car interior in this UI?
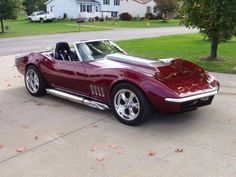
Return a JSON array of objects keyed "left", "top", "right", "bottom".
[{"left": 54, "top": 42, "right": 79, "bottom": 61}]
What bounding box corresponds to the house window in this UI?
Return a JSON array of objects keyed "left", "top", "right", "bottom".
[
  {"left": 146, "top": 6, "right": 151, "bottom": 13},
  {"left": 111, "top": 12, "right": 118, "bottom": 17},
  {"left": 114, "top": 0, "right": 120, "bottom": 6},
  {"left": 153, "top": 5, "right": 157, "bottom": 13},
  {"left": 87, "top": 4, "right": 92, "bottom": 13},
  {"left": 103, "top": 0, "right": 110, "bottom": 5},
  {"left": 80, "top": 4, "right": 86, "bottom": 12},
  {"left": 95, "top": 6, "right": 99, "bottom": 12}
]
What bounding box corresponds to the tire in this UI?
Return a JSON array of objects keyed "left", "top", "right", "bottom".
[
  {"left": 40, "top": 18, "right": 44, "bottom": 23},
  {"left": 25, "top": 65, "right": 47, "bottom": 97},
  {"left": 111, "top": 83, "right": 152, "bottom": 126},
  {"left": 28, "top": 18, "right": 32, "bottom": 23}
]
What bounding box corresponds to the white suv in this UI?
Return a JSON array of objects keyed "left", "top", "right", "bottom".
[{"left": 28, "top": 11, "right": 55, "bottom": 23}]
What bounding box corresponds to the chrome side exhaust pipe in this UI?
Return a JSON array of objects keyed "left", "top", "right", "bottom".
[{"left": 46, "top": 89, "right": 109, "bottom": 110}]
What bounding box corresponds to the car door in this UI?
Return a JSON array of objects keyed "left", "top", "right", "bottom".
[
  {"left": 42, "top": 58, "right": 87, "bottom": 94},
  {"left": 31, "top": 13, "right": 36, "bottom": 21}
]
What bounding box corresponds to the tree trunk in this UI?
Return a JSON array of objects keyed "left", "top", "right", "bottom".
[
  {"left": 0, "top": 20, "right": 4, "bottom": 33},
  {"left": 209, "top": 35, "right": 218, "bottom": 60}
]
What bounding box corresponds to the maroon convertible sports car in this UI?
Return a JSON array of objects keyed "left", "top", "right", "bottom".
[{"left": 15, "top": 39, "right": 219, "bottom": 125}]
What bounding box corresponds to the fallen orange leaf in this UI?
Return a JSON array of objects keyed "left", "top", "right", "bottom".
[
  {"left": 58, "top": 132, "right": 64, "bottom": 135},
  {"left": 109, "top": 144, "right": 118, "bottom": 149},
  {"left": 36, "top": 103, "right": 43, "bottom": 106},
  {"left": 96, "top": 155, "right": 105, "bottom": 161},
  {"left": 90, "top": 144, "right": 97, "bottom": 152},
  {"left": 175, "top": 148, "right": 184, "bottom": 153},
  {"left": 0, "top": 144, "right": 4, "bottom": 149},
  {"left": 148, "top": 150, "right": 157, "bottom": 156},
  {"left": 16, "top": 146, "right": 27, "bottom": 153},
  {"left": 117, "top": 148, "right": 124, "bottom": 155}
]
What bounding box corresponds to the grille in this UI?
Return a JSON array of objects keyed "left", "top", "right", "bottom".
[{"left": 181, "top": 96, "right": 214, "bottom": 109}]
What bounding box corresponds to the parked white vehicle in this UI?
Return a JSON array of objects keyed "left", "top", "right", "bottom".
[{"left": 28, "top": 11, "right": 55, "bottom": 23}]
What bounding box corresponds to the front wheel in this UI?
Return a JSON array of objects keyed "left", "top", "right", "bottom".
[
  {"left": 40, "top": 18, "right": 44, "bottom": 23},
  {"left": 25, "top": 66, "right": 47, "bottom": 97},
  {"left": 111, "top": 83, "right": 152, "bottom": 126}
]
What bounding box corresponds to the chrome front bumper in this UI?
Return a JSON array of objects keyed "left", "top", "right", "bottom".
[{"left": 165, "top": 89, "right": 218, "bottom": 103}]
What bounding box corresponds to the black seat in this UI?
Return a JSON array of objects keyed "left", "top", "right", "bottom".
[{"left": 54, "top": 42, "right": 78, "bottom": 61}]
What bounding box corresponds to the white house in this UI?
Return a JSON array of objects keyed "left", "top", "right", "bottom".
[
  {"left": 119, "top": 0, "right": 156, "bottom": 18},
  {"left": 45, "top": 0, "right": 156, "bottom": 19},
  {"left": 45, "top": 0, "right": 121, "bottom": 19}
]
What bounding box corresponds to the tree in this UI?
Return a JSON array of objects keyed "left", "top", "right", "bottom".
[
  {"left": 0, "top": 0, "right": 21, "bottom": 33},
  {"left": 154, "top": 0, "right": 178, "bottom": 19},
  {"left": 23, "top": 0, "right": 46, "bottom": 15},
  {"left": 179, "top": 0, "right": 236, "bottom": 60}
]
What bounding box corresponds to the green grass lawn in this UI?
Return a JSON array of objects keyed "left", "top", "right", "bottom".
[
  {"left": 85, "top": 19, "right": 181, "bottom": 28},
  {"left": 0, "top": 15, "right": 181, "bottom": 38},
  {"left": 117, "top": 34, "right": 236, "bottom": 74},
  {"left": 0, "top": 16, "right": 107, "bottom": 38}
]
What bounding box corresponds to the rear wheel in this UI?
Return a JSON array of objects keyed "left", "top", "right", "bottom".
[
  {"left": 111, "top": 83, "right": 152, "bottom": 126},
  {"left": 25, "top": 66, "right": 47, "bottom": 97},
  {"left": 40, "top": 18, "right": 44, "bottom": 23},
  {"left": 28, "top": 18, "right": 32, "bottom": 23}
]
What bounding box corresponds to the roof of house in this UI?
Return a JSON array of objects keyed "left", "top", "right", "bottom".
[
  {"left": 78, "top": 0, "right": 100, "bottom": 4},
  {"left": 45, "top": 0, "right": 100, "bottom": 4},
  {"left": 133, "top": 0, "right": 153, "bottom": 4}
]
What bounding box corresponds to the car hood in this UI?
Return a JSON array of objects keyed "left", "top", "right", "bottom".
[{"left": 106, "top": 53, "right": 218, "bottom": 97}]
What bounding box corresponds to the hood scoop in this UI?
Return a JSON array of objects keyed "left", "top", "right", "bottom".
[{"left": 106, "top": 53, "right": 174, "bottom": 71}]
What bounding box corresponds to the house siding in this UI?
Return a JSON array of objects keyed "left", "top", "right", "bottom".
[
  {"left": 47, "top": 0, "right": 79, "bottom": 19},
  {"left": 46, "top": 0, "right": 156, "bottom": 19},
  {"left": 119, "top": 0, "right": 156, "bottom": 18}
]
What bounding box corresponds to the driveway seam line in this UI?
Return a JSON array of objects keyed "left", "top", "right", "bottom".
[{"left": 0, "top": 113, "right": 112, "bottom": 165}]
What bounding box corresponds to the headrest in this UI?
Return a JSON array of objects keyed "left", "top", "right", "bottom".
[{"left": 55, "top": 42, "right": 70, "bottom": 51}]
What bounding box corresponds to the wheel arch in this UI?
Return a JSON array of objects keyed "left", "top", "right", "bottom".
[
  {"left": 109, "top": 80, "right": 153, "bottom": 107},
  {"left": 25, "top": 63, "right": 38, "bottom": 71},
  {"left": 25, "top": 63, "right": 48, "bottom": 87}
]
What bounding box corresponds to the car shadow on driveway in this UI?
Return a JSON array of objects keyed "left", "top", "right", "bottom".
[{"left": 1, "top": 86, "right": 201, "bottom": 128}]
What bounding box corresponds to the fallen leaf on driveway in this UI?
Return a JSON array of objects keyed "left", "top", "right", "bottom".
[
  {"left": 117, "top": 148, "right": 124, "bottom": 155},
  {"left": 34, "top": 136, "right": 38, "bottom": 140},
  {"left": 87, "top": 124, "right": 98, "bottom": 128},
  {"left": 0, "top": 144, "right": 4, "bottom": 149},
  {"left": 96, "top": 155, "right": 105, "bottom": 161},
  {"left": 36, "top": 103, "right": 43, "bottom": 106},
  {"left": 108, "top": 144, "right": 118, "bottom": 149},
  {"left": 148, "top": 150, "right": 157, "bottom": 156},
  {"left": 16, "top": 146, "right": 27, "bottom": 153},
  {"left": 57, "top": 132, "right": 64, "bottom": 135},
  {"left": 90, "top": 144, "right": 97, "bottom": 152},
  {"left": 7, "top": 84, "right": 11, "bottom": 87},
  {"left": 175, "top": 149, "right": 184, "bottom": 153},
  {"left": 22, "top": 125, "right": 31, "bottom": 129}
]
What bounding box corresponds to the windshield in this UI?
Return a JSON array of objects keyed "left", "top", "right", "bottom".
[{"left": 75, "top": 40, "right": 124, "bottom": 61}]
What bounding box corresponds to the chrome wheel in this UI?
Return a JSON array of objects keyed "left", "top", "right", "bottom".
[
  {"left": 25, "top": 69, "right": 39, "bottom": 94},
  {"left": 114, "top": 89, "right": 140, "bottom": 121}
]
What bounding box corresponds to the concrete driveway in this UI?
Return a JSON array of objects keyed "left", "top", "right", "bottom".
[
  {"left": 0, "top": 27, "right": 197, "bottom": 56},
  {"left": 0, "top": 55, "right": 236, "bottom": 177}
]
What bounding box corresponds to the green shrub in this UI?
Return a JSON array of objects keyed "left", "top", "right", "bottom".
[{"left": 119, "top": 12, "right": 132, "bottom": 21}]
